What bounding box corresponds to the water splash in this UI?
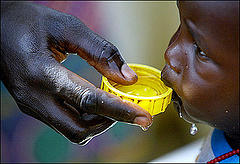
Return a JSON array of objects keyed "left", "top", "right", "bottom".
[{"left": 190, "top": 124, "right": 198, "bottom": 135}]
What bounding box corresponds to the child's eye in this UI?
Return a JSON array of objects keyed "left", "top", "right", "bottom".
[{"left": 193, "top": 43, "right": 209, "bottom": 61}]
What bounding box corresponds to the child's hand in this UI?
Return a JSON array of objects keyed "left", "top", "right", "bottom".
[{"left": 1, "top": 2, "right": 152, "bottom": 145}]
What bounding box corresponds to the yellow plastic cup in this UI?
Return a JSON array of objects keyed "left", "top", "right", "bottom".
[{"left": 100, "top": 63, "right": 172, "bottom": 116}]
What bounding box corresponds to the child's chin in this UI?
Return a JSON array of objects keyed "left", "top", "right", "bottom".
[
  {"left": 180, "top": 109, "right": 199, "bottom": 124},
  {"left": 172, "top": 100, "right": 199, "bottom": 124},
  {"left": 171, "top": 90, "right": 199, "bottom": 124}
]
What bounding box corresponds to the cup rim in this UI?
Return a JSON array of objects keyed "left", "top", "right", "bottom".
[{"left": 102, "top": 63, "right": 173, "bottom": 100}]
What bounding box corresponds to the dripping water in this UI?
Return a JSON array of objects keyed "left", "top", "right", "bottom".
[{"left": 190, "top": 124, "right": 198, "bottom": 135}]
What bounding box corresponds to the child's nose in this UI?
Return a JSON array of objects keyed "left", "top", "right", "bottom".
[{"left": 164, "top": 41, "right": 185, "bottom": 74}]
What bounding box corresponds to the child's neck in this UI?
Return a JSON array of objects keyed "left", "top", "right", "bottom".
[{"left": 224, "top": 132, "right": 240, "bottom": 150}]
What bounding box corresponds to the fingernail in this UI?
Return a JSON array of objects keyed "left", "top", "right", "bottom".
[
  {"left": 133, "top": 116, "right": 151, "bottom": 129},
  {"left": 121, "top": 64, "right": 138, "bottom": 83}
]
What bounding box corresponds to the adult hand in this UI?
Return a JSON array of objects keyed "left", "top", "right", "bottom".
[{"left": 1, "top": 2, "right": 152, "bottom": 145}]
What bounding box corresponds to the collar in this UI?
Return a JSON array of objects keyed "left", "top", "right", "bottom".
[{"left": 211, "top": 128, "right": 239, "bottom": 163}]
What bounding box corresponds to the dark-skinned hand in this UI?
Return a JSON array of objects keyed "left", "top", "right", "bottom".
[{"left": 1, "top": 2, "right": 152, "bottom": 145}]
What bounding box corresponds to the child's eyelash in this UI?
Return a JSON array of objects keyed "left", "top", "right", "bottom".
[{"left": 193, "top": 42, "right": 209, "bottom": 60}]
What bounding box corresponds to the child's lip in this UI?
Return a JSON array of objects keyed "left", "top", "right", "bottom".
[
  {"left": 161, "top": 65, "right": 191, "bottom": 119},
  {"left": 161, "top": 66, "right": 184, "bottom": 117},
  {"left": 161, "top": 65, "right": 173, "bottom": 88}
]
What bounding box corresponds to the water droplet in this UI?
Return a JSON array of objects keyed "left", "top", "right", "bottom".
[
  {"left": 179, "top": 111, "right": 183, "bottom": 118},
  {"left": 190, "top": 124, "right": 198, "bottom": 135},
  {"left": 177, "top": 105, "right": 183, "bottom": 118}
]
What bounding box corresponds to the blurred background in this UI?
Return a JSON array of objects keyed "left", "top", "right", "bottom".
[{"left": 1, "top": 1, "right": 211, "bottom": 163}]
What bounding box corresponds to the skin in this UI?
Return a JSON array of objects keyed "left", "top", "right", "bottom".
[
  {"left": 161, "top": 1, "right": 239, "bottom": 149},
  {"left": 1, "top": 2, "right": 152, "bottom": 145}
]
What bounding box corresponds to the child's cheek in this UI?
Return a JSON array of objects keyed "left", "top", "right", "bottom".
[
  {"left": 181, "top": 81, "right": 197, "bottom": 101},
  {"left": 194, "top": 59, "right": 223, "bottom": 83},
  {"left": 181, "top": 61, "right": 224, "bottom": 109},
  {"left": 180, "top": 78, "right": 215, "bottom": 119}
]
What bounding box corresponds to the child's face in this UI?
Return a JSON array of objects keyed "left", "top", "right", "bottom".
[{"left": 161, "top": 2, "right": 239, "bottom": 135}]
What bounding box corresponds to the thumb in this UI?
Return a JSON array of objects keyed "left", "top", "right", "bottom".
[
  {"left": 46, "top": 14, "right": 137, "bottom": 85},
  {"left": 50, "top": 64, "right": 152, "bottom": 129},
  {"left": 80, "top": 88, "right": 153, "bottom": 128}
]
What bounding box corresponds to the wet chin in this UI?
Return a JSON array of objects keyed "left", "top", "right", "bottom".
[
  {"left": 171, "top": 90, "right": 199, "bottom": 124},
  {"left": 173, "top": 102, "right": 199, "bottom": 124}
]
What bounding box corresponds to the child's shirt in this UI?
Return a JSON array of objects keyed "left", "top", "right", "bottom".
[{"left": 196, "top": 128, "right": 239, "bottom": 163}]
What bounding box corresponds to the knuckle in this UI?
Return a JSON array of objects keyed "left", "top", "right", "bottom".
[
  {"left": 111, "top": 45, "right": 119, "bottom": 52},
  {"left": 98, "top": 43, "right": 119, "bottom": 61},
  {"left": 80, "top": 89, "right": 97, "bottom": 113},
  {"left": 70, "top": 87, "right": 90, "bottom": 107},
  {"left": 90, "top": 36, "right": 119, "bottom": 61},
  {"left": 104, "top": 43, "right": 118, "bottom": 54}
]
